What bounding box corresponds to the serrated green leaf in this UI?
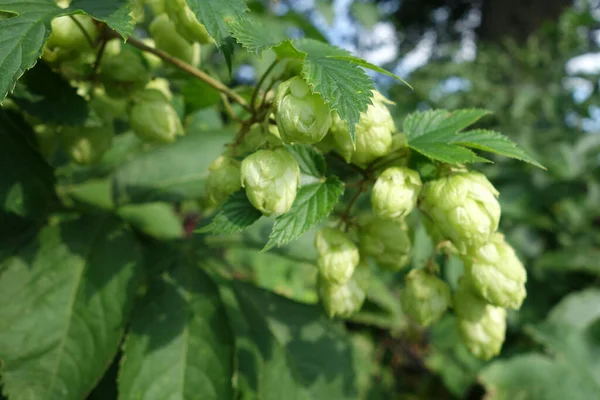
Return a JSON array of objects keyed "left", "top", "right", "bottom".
[
  {"left": 229, "top": 16, "right": 287, "bottom": 56},
  {"left": 0, "top": 216, "right": 142, "bottom": 400},
  {"left": 327, "top": 55, "right": 412, "bottom": 89},
  {"left": 219, "top": 280, "right": 359, "bottom": 399},
  {"left": 263, "top": 177, "right": 344, "bottom": 251},
  {"left": 117, "top": 202, "right": 185, "bottom": 240},
  {"left": 293, "top": 39, "right": 374, "bottom": 140},
  {"left": 0, "top": 0, "right": 61, "bottom": 102},
  {"left": 409, "top": 142, "right": 491, "bottom": 164},
  {"left": 112, "top": 129, "right": 234, "bottom": 205},
  {"left": 69, "top": 0, "right": 133, "bottom": 38},
  {"left": 286, "top": 144, "right": 326, "bottom": 177},
  {"left": 11, "top": 61, "right": 89, "bottom": 125},
  {"left": 198, "top": 190, "right": 262, "bottom": 234},
  {"left": 449, "top": 129, "right": 546, "bottom": 169},
  {"left": 119, "top": 260, "right": 233, "bottom": 400}
]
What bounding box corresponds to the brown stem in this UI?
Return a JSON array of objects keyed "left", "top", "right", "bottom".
[
  {"left": 110, "top": 32, "right": 252, "bottom": 112},
  {"left": 69, "top": 15, "right": 95, "bottom": 49},
  {"left": 251, "top": 59, "right": 279, "bottom": 110}
]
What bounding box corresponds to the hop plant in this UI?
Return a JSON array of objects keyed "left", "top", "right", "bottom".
[
  {"left": 236, "top": 123, "right": 282, "bottom": 155},
  {"left": 454, "top": 278, "right": 507, "bottom": 360},
  {"left": 420, "top": 172, "right": 501, "bottom": 254},
  {"left": 371, "top": 167, "right": 422, "bottom": 220},
  {"left": 129, "top": 89, "right": 184, "bottom": 143},
  {"left": 318, "top": 262, "right": 370, "bottom": 318},
  {"left": 149, "top": 14, "right": 199, "bottom": 66},
  {"left": 274, "top": 77, "right": 332, "bottom": 144},
  {"left": 99, "top": 48, "right": 150, "bottom": 98},
  {"left": 318, "top": 112, "right": 355, "bottom": 162},
  {"left": 359, "top": 217, "right": 412, "bottom": 271},
  {"left": 165, "top": 0, "right": 212, "bottom": 44},
  {"left": 205, "top": 156, "right": 242, "bottom": 206},
  {"left": 240, "top": 148, "right": 300, "bottom": 216},
  {"left": 400, "top": 268, "right": 451, "bottom": 327},
  {"left": 463, "top": 233, "right": 527, "bottom": 309},
  {"left": 61, "top": 124, "right": 114, "bottom": 165},
  {"left": 46, "top": 15, "right": 97, "bottom": 52},
  {"left": 315, "top": 227, "right": 360, "bottom": 284}
]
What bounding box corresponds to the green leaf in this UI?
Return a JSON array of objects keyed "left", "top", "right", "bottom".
[
  {"left": 0, "top": 216, "right": 142, "bottom": 400},
  {"left": 119, "top": 260, "right": 233, "bottom": 400},
  {"left": 11, "top": 61, "right": 89, "bottom": 125},
  {"left": 327, "top": 55, "right": 412, "bottom": 89},
  {"left": 220, "top": 280, "right": 359, "bottom": 399},
  {"left": 448, "top": 129, "right": 546, "bottom": 169},
  {"left": 229, "top": 16, "right": 287, "bottom": 56},
  {"left": 111, "top": 129, "right": 234, "bottom": 205},
  {"left": 117, "top": 202, "right": 185, "bottom": 240},
  {"left": 186, "top": 0, "right": 248, "bottom": 71},
  {"left": 293, "top": 39, "right": 375, "bottom": 140},
  {"left": 0, "top": 0, "right": 61, "bottom": 102},
  {"left": 198, "top": 190, "right": 262, "bottom": 234},
  {"left": 286, "top": 144, "right": 326, "bottom": 178},
  {"left": 68, "top": 0, "right": 133, "bottom": 38},
  {"left": 263, "top": 177, "right": 344, "bottom": 251},
  {"left": 0, "top": 109, "right": 56, "bottom": 220}
]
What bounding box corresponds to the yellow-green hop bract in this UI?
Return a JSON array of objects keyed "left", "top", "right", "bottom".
[
  {"left": 240, "top": 148, "right": 300, "bottom": 217},
  {"left": 149, "top": 14, "right": 198, "bottom": 65},
  {"left": 61, "top": 124, "right": 114, "bottom": 165},
  {"left": 274, "top": 77, "right": 332, "bottom": 144},
  {"left": 165, "top": 0, "right": 212, "bottom": 44},
  {"left": 46, "top": 15, "right": 97, "bottom": 51},
  {"left": 371, "top": 167, "right": 422, "bottom": 220},
  {"left": 129, "top": 89, "right": 184, "bottom": 143},
  {"left": 359, "top": 217, "right": 412, "bottom": 271},
  {"left": 351, "top": 91, "right": 395, "bottom": 166},
  {"left": 316, "top": 227, "right": 360, "bottom": 285},
  {"left": 319, "top": 262, "right": 370, "bottom": 318},
  {"left": 206, "top": 156, "right": 242, "bottom": 206},
  {"left": 100, "top": 48, "right": 150, "bottom": 98},
  {"left": 318, "top": 112, "right": 355, "bottom": 162},
  {"left": 454, "top": 278, "right": 506, "bottom": 360},
  {"left": 400, "top": 268, "right": 451, "bottom": 327},
  {"left": 464, "top": 233, "right": 527, "bottom": 309},
  {"left": 420, "top": 172, "right": 501, "bottom": 254},
  {"left": 236, "top": 123, "right": 282, "bottom": 155}
]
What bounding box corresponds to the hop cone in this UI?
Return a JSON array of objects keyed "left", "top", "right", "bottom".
[
  {"left": 46, "top": 15, "right": 97, "bottom": 51},
  {"left": 165, "top": 0, "right": 213, "bottom": 44},
  {"left": 99, "top": 48, "right": 150, "bottom": 98},
  {"left": 371, "top": 167, "right": 422, "bottom": 220},
  {"left": 400, "top": 268, "right": 451, "bottom": 327},
  {"left": 315, "top": 227, "right": 360, "bottom": 285},
  {"left": 240, "top": 148, "right": 300, "bottom": 216},
  {"left": 129, "top": 89, "right": 184, "bottom": 143},
  {"left": 319, "top": 262, "right": 370, "bottom": 318},
  {"left": 150, "top": 14, "right": 198, "bottom": 65},
  {"left": 420, "top": 172, "right": 501, "bottom": 254},
  {"left": 359, "top": 217, "right": 412, "bottom": 271},
  {"left": 61, "top": 124, "right": 114, "bottom": 165},
  {"left": 205, "top": 156, "right": 242, "bottom": 206}
]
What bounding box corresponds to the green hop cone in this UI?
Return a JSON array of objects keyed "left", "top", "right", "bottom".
[
  {"left": 463, "top": 233, "right": 527, "bottom": 309},
  {"left": 359, "top": 217, "right": 412, "bottom": 271},
  {"left": 454, "top": 278, "right": 507, "bottom": 360},
  {"left": 129, "top": 89, "right": 184, "bottom": 143},
  {"left": 400, "top": 268, "right": 451, "bottom": 327},
  {"left": 420, "top": 172, "right": 501, "bottom": 254},
  {"left": 99, "top": 48, "right": 150, "bottom": 98},
  {"left": 165, "top": 0, "right": 213, "bottom": 44},
  {"left": 318, "top": 112, "right": 355, "bottom": 162},
  {"left": 46, "top": 15, "right": 97, "bottom": 51},
  {"left": 315, "top": 227, "right": 360, "bottom": 285},
  {"left": 240, "top": 148, "right": 300, "bottom": 216},
  {"left": 205, "top": 156, "right": 242, "bottom": 206},
  {"left": 319, "top": 262, "right": 370, "bottom": 318},
  {"left": 274, "top": 77, "right": 332, "bottom": 144},
  {"left": 149, "top": 14, "right": 198, "bottom": 65},
  {"left": 352, "top": 91, "right": 395, "bottom": 166},
  {"left": 61, "top": 124, "right": 114, "bottom": 165},
  {"left": 236, "top": 123, "right": 282, "bottom": 155},
  {"left": 371, "top": 167, "right": 422, "bottom": 220}
]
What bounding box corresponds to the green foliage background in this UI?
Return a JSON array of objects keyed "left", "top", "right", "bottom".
[{"left": 1, "top": 0, "right": 599, "bottom": 399}]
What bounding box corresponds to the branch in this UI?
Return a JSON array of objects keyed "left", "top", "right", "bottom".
[{"left": 112, "top": 32, "right": 252, "bottom": 112}]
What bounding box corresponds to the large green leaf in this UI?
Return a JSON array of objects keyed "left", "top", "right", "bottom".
[
  {"left": 111, "top": 129, "right": 234, "bottom": 205},
  {"left": 263, "top": 177, "right": 344, "bottom": 251},
  {"left": 0, "top": 109, "right": 56, "bottom": 221},
  {"left": 198, "top": 190, "right": 263, "bottom": 235},
  {"left": 480, "top": 289, "right": 600, "bottom": 399},
  {"left": 286, "top": 144, "right": 327, "bottom": 178},
  {"left": 117, "top": 202, "right": 185, "bottom": 240},
  {"left": 0, "top": 216, "right": 142, "bottom": 400},
  {"left": 221, "top": 280, "right": 359, "bottom": 399},
  {"left": 119, "top": 260, "right": 234, "bottom": 400},
  {"left": 68, "top": 0, "right": 133, "bottom": 38},
  {"left": 229, "top": 16, "right": 287, "bottom": 56}
]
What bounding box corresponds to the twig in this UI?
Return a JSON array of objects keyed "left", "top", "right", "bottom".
[
  {"left": 92, "top": 37, "right": 108, "bottom": 76},
  {"left": 69, "top": 15, "right": 95, "bottom": 49},
  {"left": 110, "top": 32, "right": 252, "bottom": 112},
  {"left": 251, "top": 59, "right": 279, "bottom": 110},
  {"left": 220, "top": 93, "right": 243, "bottom": 123}
]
